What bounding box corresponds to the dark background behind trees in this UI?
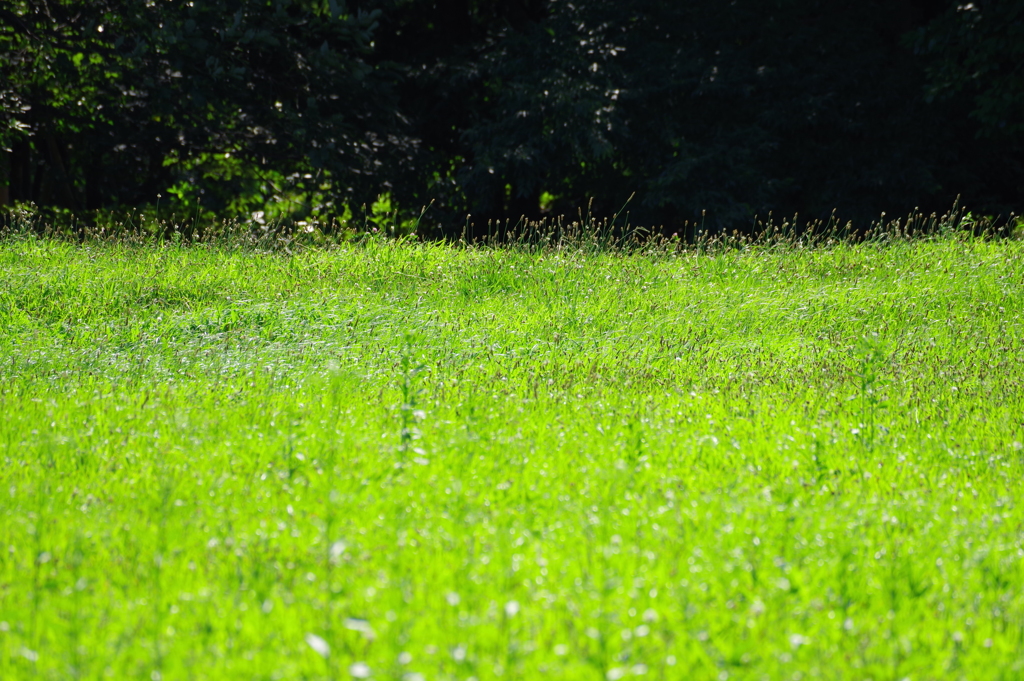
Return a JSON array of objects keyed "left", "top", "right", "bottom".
[{"left": 1, "top": 0, "right": 1021, "bottom": 236}]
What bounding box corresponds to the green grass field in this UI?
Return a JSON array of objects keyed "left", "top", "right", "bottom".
[{"left": 1, "top": 231, "right": 1022, "bottom": 680}]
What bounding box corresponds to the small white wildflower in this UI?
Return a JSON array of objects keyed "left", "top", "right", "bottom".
[
  {"left": 349, "top": 661, "right": 371, "bottom": 679},
  {"left": 305, "top": 633, "right": 330, "bottom": 658},
  {"left": 343, "top": 618, "right": 376, "bottom": 641}
]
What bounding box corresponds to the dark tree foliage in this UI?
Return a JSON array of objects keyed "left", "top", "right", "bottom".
[
  {"left": 0, "top": 0, "right": 412, "bottom": 216},
  {"left": 381, "top": 0, "right": 1022, "bottom": 233},
  {"left": 906, "top": 0, "right": 1024, "bottom": 213},
  {"left": 909, "top": 0, "right": 1024, "bottom": 139},
  {"left": 1, "top": 0, "right": 1021, "bottom": 233}
]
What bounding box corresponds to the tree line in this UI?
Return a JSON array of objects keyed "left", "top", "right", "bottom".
[{"left": 1, "top": 0, "right": 1021, "bottom": 236}]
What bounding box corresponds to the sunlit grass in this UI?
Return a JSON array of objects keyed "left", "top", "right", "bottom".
[{"left": 1, "top": 232, "right": 1022, "bottom": 680}]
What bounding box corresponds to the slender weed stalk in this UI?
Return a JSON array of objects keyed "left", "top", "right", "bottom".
[{"left": 853, "top": 333, "right": 889, "bottom": 451}]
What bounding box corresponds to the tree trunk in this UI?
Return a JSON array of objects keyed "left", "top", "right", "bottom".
[
  {"left": 10, "top": 139, "right": 31, "bottom": 202},
  {"left": 45, "top": 128, "right": 78, "bottom": 210},
  {"left": 0, "top": 149, "right": 9, "bottom": 206}
]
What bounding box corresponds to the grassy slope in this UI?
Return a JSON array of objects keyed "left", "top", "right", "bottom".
[{"left": 0, "top": 235, "right": 1022, "bottom": 680}]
